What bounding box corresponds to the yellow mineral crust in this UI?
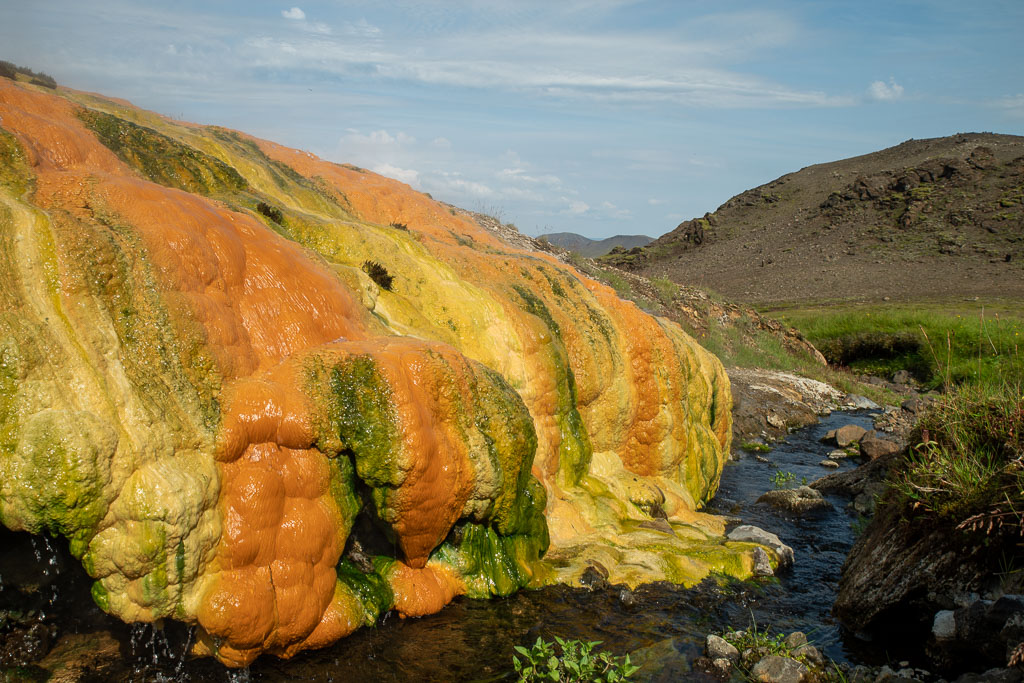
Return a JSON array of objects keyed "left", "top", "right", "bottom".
[{"left": 0, "top": 79, "right": 749, "bottom": 668}]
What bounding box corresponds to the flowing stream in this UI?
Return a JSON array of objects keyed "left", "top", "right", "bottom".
[{"left": 1, "top": 410, "right": 882, "bottom": 681}]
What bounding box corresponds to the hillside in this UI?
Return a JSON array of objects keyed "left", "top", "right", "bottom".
[
  {"left": 605, "top": 133, "right": 1024, "bottom": 305},
  {"left": 539, "top": 231, "right": 653, "bottom": 257}
]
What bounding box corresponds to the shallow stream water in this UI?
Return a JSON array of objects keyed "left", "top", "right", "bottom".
[{"left": 2, "top": 410, "right": 882, "bottom": 681}]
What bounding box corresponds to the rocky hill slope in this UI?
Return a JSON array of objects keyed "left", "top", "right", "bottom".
[
  {"left": 605, "top": 133, "right": 1024, "bottom": 304},
  {"left": 538, "top": 231, "right": 653, "bottom": 258},
  {"left": 0, "top": 79, "right": 761, "bottom": 666}
]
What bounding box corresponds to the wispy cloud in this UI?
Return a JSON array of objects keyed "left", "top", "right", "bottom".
[
  {"left": 867, "top": 78, "right": 905, "bottom": 101},
  {"left": 241, "top": 28, "right": 848, "bottom": 108},
  {"left": 990, "top": 94, "right": 1024, "bottom": 117},
  {"left": 281, "top": 7, "right": 305, "bottom": 20},
  {"left": 341, "top": 18, "right": 381, "bottom": 38},
  {"left": 372, "top": 163, "right": 419, "bottom": 186}
]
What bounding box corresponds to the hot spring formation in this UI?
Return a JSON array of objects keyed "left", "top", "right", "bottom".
[{"left": 0, "top": 79, "right": 764, "bottom": 666}]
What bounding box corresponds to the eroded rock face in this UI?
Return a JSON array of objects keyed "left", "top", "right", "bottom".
[
  {"left": 0, "top": 80, "right": 736, "bottom": 665},
  {"left": 834, "top": 504, "right": 997, "bottom": 643}
]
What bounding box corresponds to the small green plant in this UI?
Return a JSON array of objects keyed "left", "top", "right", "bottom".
[
  {"left": 362, "top": 260, "right": 394, "bottom": 291},
  {"left": 513, "top": 636, "right": 639, "bottom": 682},
  {"left": 770, "top": 470, "right": 797, "bottom": 489},
  {"left": 389, "top": 221, "right": 409, "bottom": 231},
  {"left": 741, "top": 441, "right": 772, "bottom": 453}
]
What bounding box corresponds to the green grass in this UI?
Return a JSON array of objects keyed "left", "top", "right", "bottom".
[
  {"left": 893, "top": 381, "right": 1023, "bottom": 536},
  {"left": 771, "top": 302, "right": 1024, "bottom": 390}
]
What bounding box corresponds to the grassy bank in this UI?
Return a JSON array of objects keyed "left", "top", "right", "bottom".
[{"left": 769, "top": 301, "right": 1024, "bottom": 390}]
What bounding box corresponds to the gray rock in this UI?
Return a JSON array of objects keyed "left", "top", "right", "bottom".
[
  {"left": 901, "top": 396, "right": 928, "bottom": 414},
  {"left": 853, "top": 481, "right": 888, "bottom": 516},
  {"left": 820, "top": 459, "right": 840, "bottom": 468},
  {"left": 727, "top": 525, "right": 795, "bottom": 567},
  {"left": 757, "top": 486, "right": 832, "bottom": 514},
  {"left": 953, "top": 668, "right": 1022, "bottom": 683},
  {"left": 892, "top": 370, "right": 913, "bottom": 385},
  {"left": 784, "top": 631, "right": 808, "bottom": 649},
  {"left": 860, "top": 432, "right": 901, "bottom": 460},
  {"left": 828, "top": 448, "right": 850, "bottom": 459},
  {"left": 848, "top": 665, "right": 875, "bottom": 683},
  {"left": 710, "top": 657, "right": 733, "bottom": 677},
  {"left": 874, "top": 664, "right": 922, "bottom": 682},
  {"left": 792, "top": 643, "right": 824, "bottom": 668},
  {"left": 844, "top": 394, "right": 881, "bottom": 410},
  {"left": 706, "top": 634, "right": 739, "bottom": 663},
  {"left": 751, "top": 654, "right": 809, "bottom": 683},
  {"left": 836, "top": 424, "right": 868, "bottom": 447},
  {"left": 752, "top": 546, "right": 774, "bottom": 577},
  {"left": 933, "top": 610, "right": 956, "bottom": 640}
]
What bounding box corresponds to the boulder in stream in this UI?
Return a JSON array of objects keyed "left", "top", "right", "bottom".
[
  {"left": 727, "top": 525, "right": 794, "bottom": 567},
  {"left": 835, "top": 424, "right": 868, "bottom": 447},
  {"left": 757, "top": 486, "right": 832, "bottom": 514},
  {"left": 860, "top": 432, "right": 902, "bottom": 460}
]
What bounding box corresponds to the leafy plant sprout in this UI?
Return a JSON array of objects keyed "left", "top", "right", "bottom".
[{"left": 513, "top": 636, "right": 639, "bottom": 682}]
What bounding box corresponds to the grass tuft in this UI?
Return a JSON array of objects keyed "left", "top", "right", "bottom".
[{"left": 894, "top": 381, "right": 1023, "bottom": 536}]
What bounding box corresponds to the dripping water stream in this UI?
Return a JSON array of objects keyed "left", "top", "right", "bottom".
[{"left": 1, "top": 410, "right": 886, "bottom": 681}]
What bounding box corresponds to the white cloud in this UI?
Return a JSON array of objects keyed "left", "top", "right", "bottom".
[
  {"left": 342, "top": 19, "right": 381, "bottom": 38},
  {"left": 281, "top": 7, "right": 305, "bottom": 20},
  {"left": 236, "top": 20, "right": 848, "bottom": 110},
  {"left": 600, "top": 201, "right": 631, "bottom": 219},
  {"left": 497, "top": 168, "right": 561, "bottom": 186},
  {"left": 563, "top": 199, "right": 590, "bottom": 215},
  {"left": 647, "top": 198, "right": 665, "bottom": 205},
  {"left": 867, "top": 78, "right": 904, "bottom": 101},
  {"left": 431, "top": 137, "right": 452, "bottom": 148},
  {"left": 425, "top": 173, "right": 496, "bottom": 198},
  {"left": 991, "top": 94, "right": 1024, "bottom": 117},
  {"left": 372, "top": 163, "right": 420, "bottom": 186},
  {"left": 340, "top": 129, "right": 415, "bottom": 147}
]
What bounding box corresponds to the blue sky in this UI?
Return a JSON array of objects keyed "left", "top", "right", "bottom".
[{"left": 2, "top": 1, "right": 1022, "bottom": 239}]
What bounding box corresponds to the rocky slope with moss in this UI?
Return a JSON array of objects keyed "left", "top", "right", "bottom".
[
  {"left": 0, "top": 79, "right": 769, "bottom": 667},
  {"left": 606, "top": 133, "right": 1024, "bottom": 304}
]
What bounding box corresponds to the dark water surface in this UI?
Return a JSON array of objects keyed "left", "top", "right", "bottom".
[{"left": 2, "top": 411, "right": 880, "bottom": 682}]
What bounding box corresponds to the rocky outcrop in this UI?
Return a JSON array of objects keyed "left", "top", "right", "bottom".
[
  {"left": 729, "top": 369, "right": 842, "bottom": 442},
  {"left": 834, "top": 503, "right": 1016, "bottom": 654},
  {"left": 0, "top": 80, "right": 741, "bottom": 665}
]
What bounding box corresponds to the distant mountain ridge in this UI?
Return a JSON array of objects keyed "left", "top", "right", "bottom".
[
  {"left": 603, "top": 133, "right": 1024, "bottom": 304},
  {"left": 539, "top": 231, "right": 653, "bottom": 258}
]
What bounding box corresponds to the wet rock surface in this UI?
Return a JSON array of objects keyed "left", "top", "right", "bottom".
[{"left": 757, "top": 486, "right": 833, "bottom": 515}]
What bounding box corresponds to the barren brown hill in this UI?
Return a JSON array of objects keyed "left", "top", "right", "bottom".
[{"left": 605, "top": 133, "right": 1024, "bottom": 305}]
